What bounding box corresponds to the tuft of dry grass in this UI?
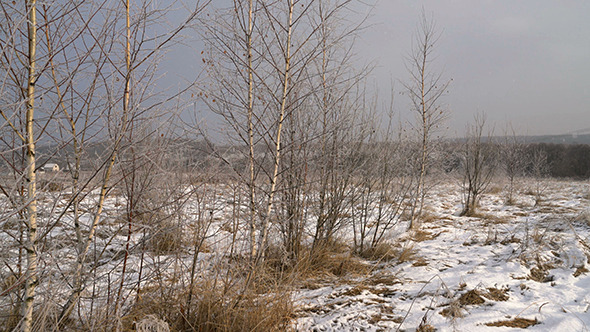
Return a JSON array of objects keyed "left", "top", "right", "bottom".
[
  {"left": 38, "top": 179, "right": 65, "bottom": 192},
  {"left": 279, "top": 241, "right": 373, "bottom": 283},
  {"left": 458, "top": 289, "right": 485, "bottom": 306},
  {"left": 573, "top": 266, "right": 589, "bottom": 277},
  {"left": 135, "top": 315, "right": 170, "bottom": 332},
  {"left": 500, "top": 235, "right": 521, "bottom": 245},
  {"left": 485, "top": 317, "right": 539, "bottom": 328},
  {"left": 461, "top": 209, "right": 480, "bottom": 218},
  {"left": 487, "top": 185, "right": 503, "bottom": 195},
  {"left": 148, "top": 217, "right": 184, "bottom": 255},
  {"left": 574, "top": 210, "right": 590, "bottom": 226},
  {"left": 358, "top": 242, "right": 398, "bottom": 262},
  {"left": 121, "top": 279, "right": 295, "bottom": 332},
  {"left": 412, "top": 257, "right": 428, "bottom": 267},
  {"left": 419, "top": 212, "right": 438, "bottom": 224},
  {"left": 483, "top": 287, "right": 510, "bottom": 301},
  {"left": 439, "top": 301, "right": 465, "bottom": 319},
  {"left": 338, "top": 285, "right": 396, "bottom": 298},
  {"left": 366, "top": 271, "right": 402, "bottom": 287},
  {"left": 396, "top": 244, "right": 419, "bottom": 264},
  {"left": 528, "top": 266, "right": 554, "bottom": 283},
  {"left": 416, "top": 321, "right": 436, "bottom": 332},
  {"left": 481, "top": 214, "right": 510, "bottom": 225},
  {"left": 188, "top": 288, "right": 294, "bottom": 332},
  {"left": 0, "top": 305, "right": 20, "bottom": 332},
  {"left": 412, "top": 230, "right": 440, "bottom": 242}
]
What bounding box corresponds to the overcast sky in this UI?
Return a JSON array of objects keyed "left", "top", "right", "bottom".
[
  {"left": 164, "top": 0, "right": 590, "bottom": 137},
  {"left": 355, "top": 0, "right": 590, "bottom": 136}
]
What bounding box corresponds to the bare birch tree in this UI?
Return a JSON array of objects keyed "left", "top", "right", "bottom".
[
  {"left": 22, "top": 1, "right": 38, "bottom": 331},
  {"left": 404, "top": 10, "right": 450, "bottom": 230},
  {"left": 461, "top": 113, "right": 496, "bottom": 216},
  {"left": 202, "top": 0, "right": 365, "bottom": 263},
  {"left": 527, "top": 146, "right": 549, "bottom": 205},
  {"left": 500, "top": 126, "right": 526, "bottom": 204},
  {"left": 352, "top": 89, "right": 413, "bottom": 255},
  {"left": 1, "top": 0, "right": 208, "bottom": 328},
  {"left": 0, "top": 1, "right": 41, "bottom": 330}
]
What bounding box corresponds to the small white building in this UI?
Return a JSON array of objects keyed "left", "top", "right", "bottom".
[{"left": 42, "top": 163, "right": 60, "bottom": 172}]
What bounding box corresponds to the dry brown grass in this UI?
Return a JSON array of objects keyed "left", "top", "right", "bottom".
[
  {"left": 481, "top": 214, "right": 510, "bottom": 225},
  {"left": 528, "top": 266, "right": 554, "bottom": 283},
  {"left": 458, "top": 289, "right": 485, "bottom": 306},
  {"left": 500, "top": 235, "right": 521, "bottom": 245},
  {"left": 366, "top": 271, "right": 402, "bottom": 287},
  {"left": 120, "top": 279, "right": 295, "bottom": 332},
  {"left": 412, "top": 257, "right": 428, "bottom": 267},
  {"left": 303, "top": 245, "right": 371, "bottom": 279},
  {"left": 573, "top": 266, "right": 589, "bottom": 277},
  {"left": 419, "top": 212, "right": 438, "bottom": 224},
  {"left": 397, "top": 244, "right": 419, "bottom": 264},
  {"left": 412, "top": 230, "right": 440, "bottom": 242},
  {"left": 358, "top": 242, "right": 398, "bottom": 261},
  {"left": 147, "top": 216, "right": 185, "bottom": 255},
  {"left": 485, "top": 317, "right": 539, "bottom": 328},
  {"left": 187, "top": 288, "right": 294, "bottom": 332},
  {"left": 338, "top": 285, "right": 396, "bottom": 298},
  {"left": 416, "top": 322, "right": 436, "bottom": 332},
  {"left": 487, "top": 185, "right": 503, "bottom": 195},
  {"left": 483, "top": 287, "right": 510, "bottom": 301},
  {"left": 136, "top": 315, "right": 170, "bottom": 332},
  {"left": 439, "top": 301, "right": 465, "bottom": 319},
  {"left": 0, "top": 305, "right": 20, "bottom": 332},
  {"left": 266, "top": 240, "right": 373, "bottom": 285},
  {"left": 38, "top": 179, "right": 65, "bottom": 192},
  {"left": 574, "top": 210, "right": 590, "bottom": 226}
]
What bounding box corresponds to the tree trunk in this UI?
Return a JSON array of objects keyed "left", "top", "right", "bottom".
[{"left": 22, "top": 1, "right": 38, "bottom": 331}]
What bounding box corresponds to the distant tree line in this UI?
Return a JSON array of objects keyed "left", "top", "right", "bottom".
[{"left": 527, "top": 143, "right": 590, "bottom": 179}]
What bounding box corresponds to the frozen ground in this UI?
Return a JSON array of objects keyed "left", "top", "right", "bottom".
[
  {"left": 1, "top": 178, "right": 589, "bottom": 331},
  {"left": 293, "top": 180, "right": 590, "bottom": 331}
]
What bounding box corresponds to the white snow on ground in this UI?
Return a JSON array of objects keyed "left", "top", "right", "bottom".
[
  {"left": 292, "top": 180, "right": 590, "bottom": 331},
  {"left": 1, "top": 178, "right": 589, "bottom": 331}
]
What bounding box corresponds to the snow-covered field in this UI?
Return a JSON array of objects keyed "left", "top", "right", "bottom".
[
  {"left": 293, "top": 180, "right": 590, "bottom": 331},
  {"left": 1, "top": 178, "right": 589, "bottom": 331}
]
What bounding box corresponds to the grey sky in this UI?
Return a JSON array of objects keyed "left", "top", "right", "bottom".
[
  {"left": 163, "top": 0, "right": 590, "bottom": 137},
  {"left": 357, "top": 0, "right": 590, "bottom": 135}
]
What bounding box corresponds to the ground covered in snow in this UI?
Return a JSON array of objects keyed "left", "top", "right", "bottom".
[
  {"left": 2, "top": 178, "right": 589, "bottom": 331},
  {"left": 292, "top": 180, "right": 590, "bottom": 332}
]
